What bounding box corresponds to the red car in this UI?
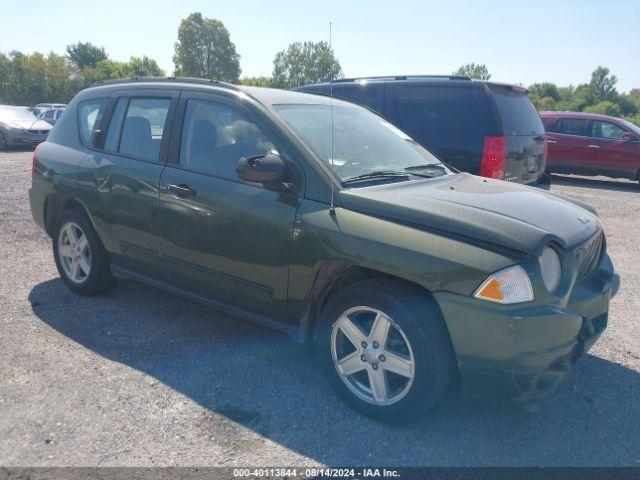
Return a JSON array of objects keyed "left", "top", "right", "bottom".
[{"left": 541, "top": 111, "right": 640, "bottom": 183}]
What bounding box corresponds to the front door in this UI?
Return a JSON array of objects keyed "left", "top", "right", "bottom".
[
  {"left": 158, "top": 92, "right": 303, "bottom": 321},
  {"left": 584, "top": 119, "right": 640, "bottom": 178}
]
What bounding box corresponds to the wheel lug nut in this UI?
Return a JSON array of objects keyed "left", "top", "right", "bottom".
[
  {"left": 361, "top": 355, "right": 366, "bottom": 362},
  {"left": 379, "top": 355, "right": 386, "bottom": 362},
  {"left": 372, "top": 363, "right": 378, "bottom": 370},
  {"left": 372, "top": 341, "right": 379, "bottom": 348},
  {"left": 361, "top": 341, "right": 367, "bottom": 348}
]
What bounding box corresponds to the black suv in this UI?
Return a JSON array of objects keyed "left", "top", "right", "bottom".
[{"left": 297, "top": 76, "right": 548, "bottom": 186}]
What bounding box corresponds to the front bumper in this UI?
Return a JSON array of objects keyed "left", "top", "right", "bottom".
[{"left": 434, "top": 253, "right": 613, "bottom": 402}]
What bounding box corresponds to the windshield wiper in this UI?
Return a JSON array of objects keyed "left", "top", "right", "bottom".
[{"left": 342, "top": 170, "right": 416, "bottom": 185}]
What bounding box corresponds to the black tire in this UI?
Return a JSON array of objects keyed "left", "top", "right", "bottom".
[
  {"left": 0, "top": 132, "right": 7, "bottom": 150},
  {"left": 316, "top": 278, "right": 456, "bottom": 421},
  {"left": 52, "top": 208, "right": 116, "bottom": 295}
]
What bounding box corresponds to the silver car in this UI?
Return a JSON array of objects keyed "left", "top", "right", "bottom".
[{"left": 0, "top": 106, "right": 52, "bottom": 149}]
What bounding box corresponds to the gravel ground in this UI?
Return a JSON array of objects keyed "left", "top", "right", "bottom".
[{"left": 1, "top": 149, "right": 639, "bottom": 467}]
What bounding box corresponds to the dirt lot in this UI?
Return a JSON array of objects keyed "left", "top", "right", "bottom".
[{"left": 1, "top": 149, "right": 639, "bottom": 467}]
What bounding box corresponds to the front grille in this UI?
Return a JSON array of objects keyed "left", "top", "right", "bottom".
[
  {"left": 576, "top": 231, "right": 604, "bottom": 280},
  {"left": 27, "top": 129, "right": 49, "bottom": 135}
]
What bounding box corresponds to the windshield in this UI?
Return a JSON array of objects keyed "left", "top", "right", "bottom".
[
  {"left": 0, "top": 107, "right": 38, "bottom": 123},
  {"left": 621, "top": 119, "right": 640, "bottom": 137},
  {"left": 274, "top": 103, "right": 448, "bottom": 183}
]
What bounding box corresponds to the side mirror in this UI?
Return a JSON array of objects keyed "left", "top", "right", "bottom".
[
  {"left": 621, "top": 132, "right": 639, "bottom": 142},
  {"left": 236, "top": 152, "right": 286, "bottom": 185}
]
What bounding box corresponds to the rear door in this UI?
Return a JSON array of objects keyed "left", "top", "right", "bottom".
[
  {"left": 584, "top": 119, "right": 640, "bottom": 178},
  {"left": 81, "top": 89, "right": 179, "bottom": 278},
  {"left": 545, "top": 117, "right": 591, "bottom": 174},
  {"left": 487, "top": 85, "right": 546, "bottom": 184}
]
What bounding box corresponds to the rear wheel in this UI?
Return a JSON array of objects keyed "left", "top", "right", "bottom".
[
  {"left": 317, "top": 279, "right": 455, "bottom": 421},
  {"left": 53, "top": 209, "right": 115, "bottom": 295},
  {"left": 0, "top": 132, "right": 7, "bottom": 150}
]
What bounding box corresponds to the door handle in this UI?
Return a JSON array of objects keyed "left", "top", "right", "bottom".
[
  {"left": 167, "top": 184, "right": 197, "bottom": 197},
  {"left": 547, "top": 140, "right": 557, "bottom": 144},
  {"left": 588, "top": 145, "right": 600, "bottom": 149}
]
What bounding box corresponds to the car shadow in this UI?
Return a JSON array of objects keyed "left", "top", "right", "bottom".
[
  {"left": 28, "top": 278, "right": 640, "bottom": 466},
  {"left": 550, "top": 174, "right": 640, "bottom": 193}
]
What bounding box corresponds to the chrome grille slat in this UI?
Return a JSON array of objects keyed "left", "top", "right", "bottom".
[{"left": 576, "top": 231, "right": 604, "bottom": 280}]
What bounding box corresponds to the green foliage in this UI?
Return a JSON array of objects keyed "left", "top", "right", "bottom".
[
  {"left": 589, "top": 66, "right": 618, "bottom": 103},
  {"left": 529, "top": 82, "right": 560, "bottom": 101},
  {"left": 271, "top": 41, "right": 343, "bottom": 88},
  {"left": 239, "top": 76, "right": 273, "bottom": 87},
  {"left": 584, "top": 101, "right": 621, "bottom": 117},
  {"left": 453, "top": 63, "right": 491, "bottom": 80},
  {"left": 173, "top": 12, "right": 240, "bottom": 82},
  {"left": 66, "top": 42, "right": 108, "bottom": 70}
]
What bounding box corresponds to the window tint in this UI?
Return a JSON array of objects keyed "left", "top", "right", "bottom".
[
  {"left": 180, "top": 99, "right": 276, "bottom": 180},
  {"left": 334, "top": 84, "right": 383, "bottom": 112},
  {"left": 557, "top": 118, "right": 589, "bottom": 136},
  {"left": 489, "top": 86, "right": 544, "bottom": 135},
  {"left": 119, "top": 98, "right": 170, "bottom": 161},
  {"left": 78, "top": 99, "right": 108, "bottom": 146},
  {"left": 393, "top": 85, "right": 483, "bottom": 135},
  {"left": 591, "top": 120, "right": 626, "bottom": 139},
  {"left": 104, "top": 98, "right": 128, "bottom": 151}
]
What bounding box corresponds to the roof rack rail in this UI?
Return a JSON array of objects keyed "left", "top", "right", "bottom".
[
  {"left": 90, "top": 76, "right": 241, "bottom": 90},
  {"left": 332, "top": 74, "right": 471, "bottom": 83}
]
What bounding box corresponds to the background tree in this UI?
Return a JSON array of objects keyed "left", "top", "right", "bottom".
[
  {"left": 173, "top": 12, "right": 240, "bottom": 82},
  {"left": 123, "top": 56, "right": 165, "bottom": 77},
  {"left": 239, "top": 76, "right": 272, "bottom": 87},
  {"left": 66, "top": 42, "right": 108, "bottom": 70},
  {"left": 588, "top": 66, "right": 618, "bottom": 103},
  {"left": 453, "top": 63, "right": 491, "bottom": 80},
  {"left": 271, "top": 41, "right": 343, "bottom": 88}
]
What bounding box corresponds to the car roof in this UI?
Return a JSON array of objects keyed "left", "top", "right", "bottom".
[
  {"left": 540, "top": 111, "right": 623, "bottom": 122},
  {"left": 85, "top": 77, "right": 355, "bottom": 108},
  {"left": 297, "top": 76, "right": 528, "bottom": 92}
]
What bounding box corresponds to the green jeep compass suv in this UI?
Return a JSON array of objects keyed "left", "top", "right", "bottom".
[{"left": 29, "top": 78, "right": 613, "bottom": 420}]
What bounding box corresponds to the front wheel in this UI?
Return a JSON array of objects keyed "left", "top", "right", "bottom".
[
  {"left": 53, "top": 209, "right": 115, "bottom": 295},
  {"left": 0, "top": 132, "right": 7, "bottom": 150},
  {"left": 318, "top": 279, "right": 455, "bottom": 421}
]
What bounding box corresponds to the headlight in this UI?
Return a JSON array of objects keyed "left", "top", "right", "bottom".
[
  {"left": 474, "top": 265, "right": 534, "bottom": 304},
  {"left": 539, "top": 245, "right": 562, "bottom": 293}
]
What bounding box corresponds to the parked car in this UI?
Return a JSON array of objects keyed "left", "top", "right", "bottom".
[
  {"left": 33, "top": 103, "right": 67, "bottom": 116},
  {"left": 30, "top": 78, "right": 612, "bottom": 420},
  {"left": 296, "top": 75, "right": 549, "bottom": 186},
  {"left": 39, "top": 107, "right": 65, "bottom": 125},
  {"left": 541, "top": 111, "right": 640, "bottom": 183},
  {"left": 0, "top": 105, "right": 52, "bottom": 149}
]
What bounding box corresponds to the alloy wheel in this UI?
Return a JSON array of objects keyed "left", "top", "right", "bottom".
[
  {"left": 331, "top": 306, "right": 415, "bottom": 406},
  {"left": 57, "top": 221, "right": 91, "bottom": 284}
]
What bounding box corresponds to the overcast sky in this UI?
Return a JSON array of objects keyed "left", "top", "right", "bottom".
[{"left": 2, "top": 0, "right": 638, "bottom": 91}]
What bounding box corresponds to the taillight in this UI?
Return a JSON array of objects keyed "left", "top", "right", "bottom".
[{"left": 480, "top": 136, "right": 506, "bottom": 179}]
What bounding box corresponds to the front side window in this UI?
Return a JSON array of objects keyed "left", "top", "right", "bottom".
[
  {"left": 274, "top": 102, "right": 448, "bottom": 183},
  {"left": 558, "top": 118, "right": 589, "bottom": 136},
  {"left": 334, "top": 84, "right": 383, "bottom": 112},
  {"left": 77, "top": 99, "right": 108, "bottom": 147},
  {"left": 118, "top": 98, "right": 170, "bottom": 162},
  {"left": 591, "top": 121, "right": 626, "bottom": 140},
  {"left": 179, "top": 99, "right": 275, "bottom": 180}
]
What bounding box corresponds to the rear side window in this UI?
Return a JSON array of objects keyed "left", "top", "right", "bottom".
[
  {"left": 489, "top": 86, "right": 544, "bottom": 136},
  {"left": 555, "top": 118, "right": 589, "bottom": 136},
  {"left": 333, "top": 84, "right": 383, "bottom": 112},
  {"left": 393, "top": 85, "right": 483, "bottom": 135},
  {"left": 77, "top": 98, "right": 108, "bottom": 146},
  {"left": 118, "top": 98, "right": 170, "bottom": 162}
]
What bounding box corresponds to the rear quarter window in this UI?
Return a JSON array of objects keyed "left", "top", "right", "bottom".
[
  {"left": 489, "top": 86, "right": 544, "bottom": 136},
  {"left": 77, "top": 98, "right": 108, "bottom": 147},
  {"left": 392, "top": 85, "right": 483, "bottom": 136}
]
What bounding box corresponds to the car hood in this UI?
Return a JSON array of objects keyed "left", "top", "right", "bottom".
[
  {"left": 339, "top": 173, "right": 600, "bottom": 256},
  {"left": 1, "top": 118, "right": 52, "bottom": 130}
]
